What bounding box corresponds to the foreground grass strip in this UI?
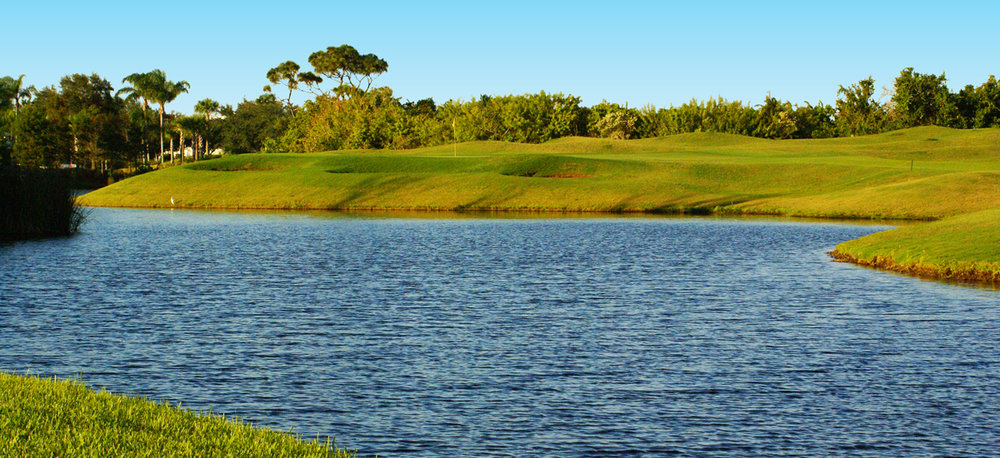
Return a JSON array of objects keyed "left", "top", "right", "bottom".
[
  {"left": 0, "top": 372, "right": 355, "bottom": 457},
  {"left": 831, "top": 208, "right": 1000, "bottom": 284}
]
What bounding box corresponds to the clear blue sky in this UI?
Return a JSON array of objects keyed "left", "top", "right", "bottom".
[{"left": 4, "top": 0, "right": 999, "bottom": 114}]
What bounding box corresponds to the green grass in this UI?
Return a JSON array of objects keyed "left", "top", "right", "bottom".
[
  {"left": 80, "top": 125, "right": 1000, "bottom": 282},
  {"left": 0, "top": 372, "right": 355, "bottom": 457},
  {"left": 80, "top": 126, "right": 1000, "bottom": 217},
  {"left": 831, "top": 208, "right": 1000, "bottom": 283}
]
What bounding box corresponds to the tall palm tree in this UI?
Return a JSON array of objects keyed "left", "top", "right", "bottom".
[
  {"left": 9, "top": 75, "right": 34, "bottom": 115},
  {"left": 145, "top": 69, "right": 189, "bottom": 164},
  {"left": 194, "top": 98, "right": 220, "bottom": 120},
  {"left": 169, "top": 116, "right": 184, "bottom": 165},
  {"left": 175, "top": 115, "right": 205, "bottom": 164},
  {"left": 194, "top": 98, "right": 220, "bottom": 159},
  {"left": 118, "top": 71, "right": 157, "bottom": 163},
  {"left": 2, "top": 75, "right": 35, "bottom": 156}
]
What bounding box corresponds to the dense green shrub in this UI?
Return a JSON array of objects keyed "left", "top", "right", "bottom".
[{"left": 0, "top": 167, "right": 84, "bottom": 241}]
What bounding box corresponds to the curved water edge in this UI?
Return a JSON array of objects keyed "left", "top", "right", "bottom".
[
  {"left": 79, "top": 190, "right": 943, "bottom": 285},
  {"left": 91, "top": 204, "right": 993, "bottom": 286},
  {"left": 3, "top": 208, "right": 998, "bottom": 455},
  {"left": 830, "top": 250, "right": 1000, "bottom": 286},
  {"left": 73, "top": 204, "right": 915, "bottom": 224}
]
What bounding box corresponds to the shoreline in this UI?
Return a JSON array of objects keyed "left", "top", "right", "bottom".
[
  {"left": 829, "top": 250, "right": 1000, "bottom": 286},
  {"left": 86, "top": 202, "right": 991, "bottom": 285},
  {"left": 81, "top": 202, "right": 930, "bottom": 222}
]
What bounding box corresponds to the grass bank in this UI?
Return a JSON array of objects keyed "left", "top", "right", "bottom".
[
  {"left": 80, "top": 126, "right": 1000, "bottom": 283},
  {"left": 0, "top": 372, "right": 354, "bottom": 456},
  {"left": 830, "top": 208, "right": 1000, "bottom": 284}
]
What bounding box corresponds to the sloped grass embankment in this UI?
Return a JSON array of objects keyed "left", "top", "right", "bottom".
[{"left": 831, "top": 208, "right": 1000, "bottom": 283}]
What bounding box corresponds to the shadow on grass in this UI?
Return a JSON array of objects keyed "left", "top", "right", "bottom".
[{"left": 328, "top": 174, "right": 427, "bottom": 209}]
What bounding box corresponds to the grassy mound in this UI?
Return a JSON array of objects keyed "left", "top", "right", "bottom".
[
  {"left": 739, "top": 171, "right": 1000, "bottom": 219},
  {"left": 0, "top": 372, "right": 354, "bottom": 457},
  {"left": 831, "top": 208, "right": 1000, "bottom": 283},
  {"left": 185, "top": 155, "right": 309, "bottom": 172},
  {"left": 78, "top": 126, "right": 1000, "bottom": 282}
]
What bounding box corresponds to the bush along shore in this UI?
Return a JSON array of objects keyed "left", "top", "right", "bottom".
[
  {"left": 0, "top": 372, "right": 355, "bottom": 457},
  {"left": 0, "top": 167, "right": 85, "bottom": 242}
]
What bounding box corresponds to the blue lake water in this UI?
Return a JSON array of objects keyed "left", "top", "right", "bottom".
[{"left": 1, "top": 208, "right": 999, "bottom": 456}]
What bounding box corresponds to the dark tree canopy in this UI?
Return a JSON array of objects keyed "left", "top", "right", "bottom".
[
  {"left": 403, "top": 98, "right": 437, "bottom": 117},
  {"left": 219, "top": 96, "right": 290, "bottom": 154},
  {"left": 893, "top": 68, "right": 952, "bottom": 128}
]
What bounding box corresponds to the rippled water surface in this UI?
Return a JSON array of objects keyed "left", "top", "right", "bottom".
[{"left": 2, "top": 208, "right": 999, "bottom": 455}]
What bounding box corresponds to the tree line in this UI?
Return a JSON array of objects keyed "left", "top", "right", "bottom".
[
  {"left": 247, "top": 48, "right": 1000, "bottom": 152},
  {"left": 4, "top": 44, "right": 1000, "bottom": 173},
  {"left": 0, "top": 71, "right": 228, "bottom": 174}
]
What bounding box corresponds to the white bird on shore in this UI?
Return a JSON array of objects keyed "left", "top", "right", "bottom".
[{"left": 170, "top": 197, "right": 175, "bottom": 206}]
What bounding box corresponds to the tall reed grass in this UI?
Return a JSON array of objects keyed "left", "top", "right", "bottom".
[{"left": 0, "top": 167, "right": 85, "bottom": 241}]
